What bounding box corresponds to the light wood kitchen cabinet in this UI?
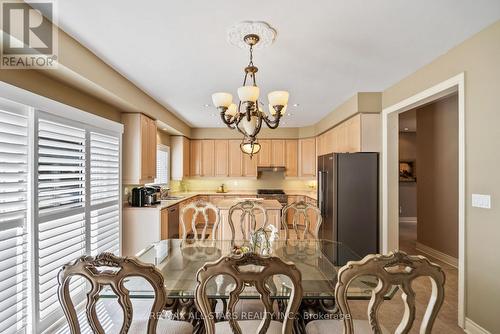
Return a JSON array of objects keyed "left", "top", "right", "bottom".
[
  {"left": 257, "top": 140, "right": 272, "bottom": 166},
  {"left": 243, "top": 153, "right": 258, "bottom": 177},
  {"left": 272, "top": 140, "right": 285, "bottom": 166},
  {"left": 171, "top": 136, "right": 190, "bottom": 180},
  {"left": 160, "top": 208, "right": 169, "bottom": 240},
  {"left": 285, "top": 139, "right": 298, "bottom": 177},
  {"left": 201, "top": 140, "right": 215, "bottom": 176},
  {"left": 228, "top": 139, "right": 243, "bottom": 177},
  {"left": 315, "top": 113, "right": 380, "bottom": 156},
  {"left": 214, "top": 140, "right": 228, "bottom": 176},
  {"left": 299, "top": 137, "right": 316, "bottom": 177},
  {"left": 122, "top": 113, "right": 157, "bottom": 184},
  {"left": 190, "top": 139, "right": 202, "bottom": 176}
]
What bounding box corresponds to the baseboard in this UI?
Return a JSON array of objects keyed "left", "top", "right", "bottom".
[
  {"left": 465, "top": 318, "right": 491, "bottom": 334},
  {"left": 399, "top": 217, "right": 417, "bottom": 224},
  {"left": 415, "top": 242, "right": 458, "bottom": 268}
]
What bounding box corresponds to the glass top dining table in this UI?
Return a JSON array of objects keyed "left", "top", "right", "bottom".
[{"left": 101, "top": 239, "right": 395, "bottom": 301}]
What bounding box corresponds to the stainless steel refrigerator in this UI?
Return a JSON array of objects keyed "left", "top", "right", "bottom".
[{"left": 317, "top": 152, "right": 379, "bottom": 265}]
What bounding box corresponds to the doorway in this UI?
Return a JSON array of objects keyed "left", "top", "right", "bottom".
[
  {"left": 382, "top": 73, "right": 465, "bottom": 328},
  {"left": 398, "top": 109, "right": 418, "bottom": 253}
]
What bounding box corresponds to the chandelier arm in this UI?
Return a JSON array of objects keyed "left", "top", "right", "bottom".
[
  {"left": 219, "top": 110, "right": 238, "bottom": 128},
  {"left": 262, "top": 113, "right": 282, "bottom": 129}
]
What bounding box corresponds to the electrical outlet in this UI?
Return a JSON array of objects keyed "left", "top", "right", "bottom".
[{"left": 472, "top": 194, "right": 491, "bottom": 209}]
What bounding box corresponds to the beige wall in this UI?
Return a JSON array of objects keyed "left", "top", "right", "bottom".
[
  {"left": 0, "top": 70, "right": 122, "bottom": 122},
  {"left": 383, "top": 20, "right": 500, "bottom": 332},
  {"left": 416, "top": 95, "right": 458, "bottom": 258},
  {"left": 315, "top": 92, "right": 382, "bottom": 135},
  {"left": 399, "top": 131, "right": 417, "bottom": 218},
  {"left": 157, "top": 130, "right": 171, "bottom": 146},
  {"left": 191, "top": 127, "right": 301, "bottom": 139}
]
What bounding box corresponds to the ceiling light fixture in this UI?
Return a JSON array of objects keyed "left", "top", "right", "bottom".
[{"left": 212, "top": 22, "right": 288, "bottom": 158}]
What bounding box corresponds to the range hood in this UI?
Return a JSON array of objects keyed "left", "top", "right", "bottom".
[{"left": 257, "top": 166, "right": 286, "bottom": 173}]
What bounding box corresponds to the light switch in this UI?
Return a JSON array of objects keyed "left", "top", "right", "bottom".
[{"left": 472, "top": 194, "right": 491, "bottom": 209}]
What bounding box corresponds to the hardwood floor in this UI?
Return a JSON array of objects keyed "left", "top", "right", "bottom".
[{"left": 346, "top": 222, "right": 464, "bottom": 333}]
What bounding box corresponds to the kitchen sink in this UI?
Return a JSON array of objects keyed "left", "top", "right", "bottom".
[{"left": 164, "top": 196, "right": 184, "bottom": 200}]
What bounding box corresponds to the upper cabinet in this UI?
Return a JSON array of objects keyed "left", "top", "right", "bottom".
[
  {"left": 285, "top": 139, "right": 298, "bottom": 177},
  {"left": 122, "top": 113, "right": 157, "bottom": 184},
  {"left": 214, "top": 140, "right": 228, "bottom": 177},
  {"left": 257, "top": 140, "right": 272, "bottom": 166},
  {"left": 190, "top": 139, "right": 202, "bottom": 176},
  {"left": 299, "top": 137, "right": 316, "bottom": 177},
  {"left": 243, "top": 153, "right": 258, "bottom": 177},
  {"left": 171, "top": 136, "right": 190, "bottom": 180},
  {"left": 201, "top": 140, "right": 215, "bottom": 176},
  {"left": 257, "top": 139, "right": 286, "bottom": 167},
  {"left": 316, "top": 113, "right": 380, "bottom": 156},
  {"left": 271, "top": 140, "right": 285, "bottom": 167},
  {"left": 228, "top": 140, "right": 243, "bottom": 177}
]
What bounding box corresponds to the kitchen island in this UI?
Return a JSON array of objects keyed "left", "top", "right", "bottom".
[{"left": 215, "top": 198, "right": 283, "bottom": 240}]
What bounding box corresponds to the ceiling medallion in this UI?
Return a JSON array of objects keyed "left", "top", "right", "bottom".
[
  {"left": 212, "top": 21, "right": 289, "bottom": 158},
  {"left": 227, "top": 21, "right": 277, "bottom": 49}
]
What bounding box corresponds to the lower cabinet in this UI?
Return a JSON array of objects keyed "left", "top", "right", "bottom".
[{"left": 161, "top": 205, "right": 180, "bottom": 239}]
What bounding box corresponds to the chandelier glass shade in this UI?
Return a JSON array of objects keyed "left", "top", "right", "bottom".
[{"left": 212, "top": 33, "right": 289, "bottom": 158}]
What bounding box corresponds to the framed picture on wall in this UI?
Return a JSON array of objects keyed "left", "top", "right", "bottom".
[{"left": 399, "top": 160, "right": 416, "bottom": 182}]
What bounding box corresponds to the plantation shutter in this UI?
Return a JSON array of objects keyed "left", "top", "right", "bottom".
[
  {"left": 90, "top": 131, "right": 120, "bottom": 255},
  {"left": 155, "top": 145, "right": 169, "bottom": 185},
  {"left": 35, "top": 115, "right": 87, "bottom": 330},
  {"left": 0, "top": 101, "right": 29, "bottom": 334}
]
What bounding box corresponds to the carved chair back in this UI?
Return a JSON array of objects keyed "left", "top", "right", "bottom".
[
  {"left": 195, "top": 252, "right": 303, "bottom": 334},
  {"left": 335, "top": 251, "right": 446, "bottom": 334},
  {"left": 282, "top": 200, "right": 322, "bottom": 240},
  {"left": 57, "top": 253, "right": 166, "bottom": 334},
  {"left": 180, "top": 200, "right": 220, "bottom": 241},
  {"left": 228, "top": 200, "right": 268, "bottom": 243}
]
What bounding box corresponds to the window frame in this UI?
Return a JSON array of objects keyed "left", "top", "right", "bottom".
[
  {"left": 154, "top": 143, "right": 170, "bottom": 186},
  {"left": 0, "top": 81, "right": 123, "bottom": 334}
]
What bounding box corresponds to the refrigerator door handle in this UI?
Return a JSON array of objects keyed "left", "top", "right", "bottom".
[{"left": 318, "top": 170, "right": 324, "bottom": 214}]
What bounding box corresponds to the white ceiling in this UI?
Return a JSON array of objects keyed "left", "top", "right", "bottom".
[{"left": 51, "top": 1, "right": 500, "bottom": 128}]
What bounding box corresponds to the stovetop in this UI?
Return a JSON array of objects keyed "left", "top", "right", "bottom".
[{"left": 257, "top": 189, "right": 285, "bottom": 195}]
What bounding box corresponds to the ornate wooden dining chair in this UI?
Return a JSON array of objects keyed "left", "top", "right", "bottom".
[
  {"left": 281, "top": 200, "right": 322, "bottom": 240},
  {"left": 180, "top": 200, "right": 220, "bottom": 241},
  {"left": 57, "top": 252, "right": 193, "bottom": 334},
  {"left": 305, "top": 251, "right": 446, "bottom": 334},
  {"left": 195, "top": 252, "right": 303, "bottom": 334},
  {"left": 228, "top": 200, "right": 268, "bottom": 244}
]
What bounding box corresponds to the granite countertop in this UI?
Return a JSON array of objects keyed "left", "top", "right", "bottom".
[
  {"left": 216, "top": 198, "right": 283, "bottom": 210},
  {"left": 123, "top": 190, "right": 316, "bottom": 210}
]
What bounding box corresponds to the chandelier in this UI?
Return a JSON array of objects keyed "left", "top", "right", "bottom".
[{"left": 212, "top": 24, "right": 289, "bottom": 158}]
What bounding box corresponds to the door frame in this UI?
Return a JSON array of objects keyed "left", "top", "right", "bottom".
[{"left": 381, "top": 73, "right": 465, "bottom": 328}]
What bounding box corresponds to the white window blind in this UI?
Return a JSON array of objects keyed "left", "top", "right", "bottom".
[
  {"left": 155, "top": 145, "right": 169, "bottom": 185},
  {"left": 36, "top": 117, "right": 87, "bottom": 328},
  {"left": 90, "top": 132, "right": 120, "bottom": 255},
  {"left": 33, "top": 114, "right": 121, "bottom": 332},
  {"left": 0, "top": 106, "right": 28, "bottom": 334}
]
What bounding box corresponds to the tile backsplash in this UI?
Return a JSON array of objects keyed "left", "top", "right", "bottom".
[
  {"left": 170, "top": 173, "right": 316, "bottom": 193},
  {"left": 124, "top": 173, "right": 316, "bottom": 198}
]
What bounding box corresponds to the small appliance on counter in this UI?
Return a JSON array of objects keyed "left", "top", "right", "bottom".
[
  {"left": 129, "top": 186, "right": 160, "bottom": 207},
  {"left": 129, "top": 187, "right": 145, "bottom": 207}
]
